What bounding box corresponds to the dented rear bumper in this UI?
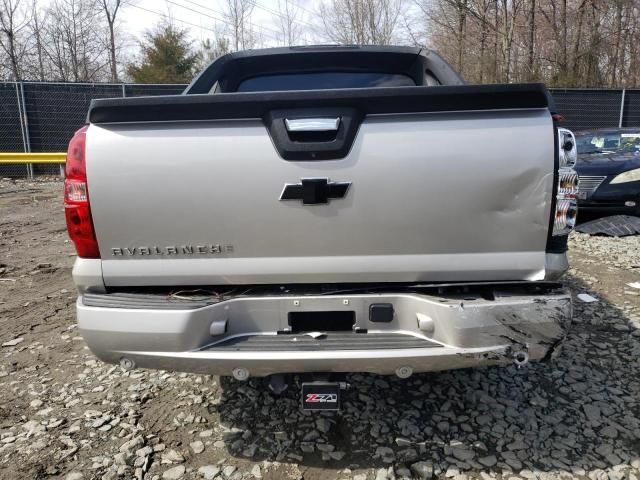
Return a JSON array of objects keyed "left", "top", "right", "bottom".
[{"left": 77, "top": 283, "right": 571, "bottom": 377}]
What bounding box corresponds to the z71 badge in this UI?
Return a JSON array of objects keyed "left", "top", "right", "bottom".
[
  {"left": 111, "top": 244, "right": 234, "bottom": 256},
  {"left": 301, "top": 382, "right": 341, "bottom": 411}
]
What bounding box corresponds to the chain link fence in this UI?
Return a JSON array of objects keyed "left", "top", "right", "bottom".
[
  {"left": 549, "top": 88, "right": 640, "bottom": 130},
  {"left": 1, "top": 82, "right": 639, "bottom": 178},
  {"left": 0, "top": 82, "right": 30, "bottom": 177},
  {"left": 0, "top": 81, "right": 185, "bottom": 178},
  {"left": 550, "top": 89, "right": 624, "bottom": 130},
  {"left": 623, "top": 90, "right": 640, "bottom": 127}
]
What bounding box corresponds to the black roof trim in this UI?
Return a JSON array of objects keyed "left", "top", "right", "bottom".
[
  {"left": 211, "top": 44, "right": 422, "bottom": 56},
  {"left": 184, "top": 45, "right": 464, "bottom": 94}
]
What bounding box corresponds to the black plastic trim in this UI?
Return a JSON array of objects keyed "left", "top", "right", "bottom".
[
  {"left": 184, "top": 45, "right": 464, "bottom": 94},
  {"left": 547, "top": 235, "right": 569, "bottom": 253},
  {"left": 266, "top": 107, "right": 362, "bottom": 161},
  {"left": 546, "top": 123, "right": 562, "bottom": 253},
  {"left": 88, "top": 83, "right": 551, "bottom": 124},
  {"left": 369, "top": 303, "right": 395, "bottom": 323}
]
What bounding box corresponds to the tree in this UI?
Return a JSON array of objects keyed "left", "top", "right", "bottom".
[
  {"left": 318, "top": 0, "right": 401, "bottom": 45},
  {"left": 526, "top": 0, "right": 536, "bottom": 80},
  {"left": 417, "top": 0, "right": 639, "bottom": 87},
  {"left": 223, "top": 0, "right": 255, "bottom": 51},
  {"left": 276, "top": 0, "right": 301, "bottom": 46},
  {"left": 0, "top": 0, "right": 29, "bottom": 80},
  {"left": 99, "top": 0, "right": 130, "bottom": 82},
  {"left": 29, "top": 0, "right": 46, "bottom": 81},
  {"left": 44, "top": 0, "right": 109, "bottom": 82},
  {"left": 416, "top": 0, "right": 469, "bottom": 75},
  {"left": 127, "top": 22, "right": 198, "bottom": 83},
  {"left": 1, "top": 0, "right": 638, "bottom": 87}
]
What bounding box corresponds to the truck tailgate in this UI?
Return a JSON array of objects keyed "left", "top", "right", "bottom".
[{"left": 86, "top": 85, "right": 555, "bottom": 286}]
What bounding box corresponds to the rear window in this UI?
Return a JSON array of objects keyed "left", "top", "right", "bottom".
[{"left": 236, "top": 72, "right": 416, "bottom": 92}]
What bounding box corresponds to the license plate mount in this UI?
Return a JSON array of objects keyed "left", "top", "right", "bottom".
[{"left": 301, "top": 382, "right": 341, "bottom": 411}]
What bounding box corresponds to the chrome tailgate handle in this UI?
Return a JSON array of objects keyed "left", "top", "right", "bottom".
[
  {"left": 285, "top": 117, "right": 341, "bottom": 132},
  {"left": 267, "top": 107, "right": 360, "bottom": 160}
]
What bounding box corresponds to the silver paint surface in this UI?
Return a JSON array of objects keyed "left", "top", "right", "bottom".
[
  {"left": 77, "top": 288, "right": 571, "bottom": 376},
  {"left": 86, "top": 109, "right": 555, "bottom": 285}
]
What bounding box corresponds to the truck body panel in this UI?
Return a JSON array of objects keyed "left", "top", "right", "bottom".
[{"left": 87, "top": 109, "right": 554, "bottom": 286}]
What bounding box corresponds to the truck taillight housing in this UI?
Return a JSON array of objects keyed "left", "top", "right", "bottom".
[
  {"left": 64, "top": 126, "right": 100, "bottom": 258},
  {"left": 553, "top": 128, "right": 579, "bottom": 236}
]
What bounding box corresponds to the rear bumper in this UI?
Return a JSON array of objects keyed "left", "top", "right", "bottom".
[{"left": 77, "top": 284, "right": 572, "bottom": 377}]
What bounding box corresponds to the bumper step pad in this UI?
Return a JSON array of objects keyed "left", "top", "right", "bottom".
[{"left": 209, "top": 332, "right": 443, "bottom": 352}]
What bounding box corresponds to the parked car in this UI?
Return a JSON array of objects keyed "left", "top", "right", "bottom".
[
  {"left": 574, "top": 128, "right": 640, "bottom": 216},
  {"left": 66, "top": 46, "right": 575, "bottom": 410}
]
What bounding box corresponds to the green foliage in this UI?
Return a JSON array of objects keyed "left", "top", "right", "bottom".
[{"left": 127, "top": 23, "right": 198, "bottom": 83}]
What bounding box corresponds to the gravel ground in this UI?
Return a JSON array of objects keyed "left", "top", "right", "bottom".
[{"left": 1, "top": 179, "right": 639, "bottom": 480}]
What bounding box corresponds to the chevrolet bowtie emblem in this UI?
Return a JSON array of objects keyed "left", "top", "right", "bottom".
[{"left": 280, "top": 178, "right": 351, "bottom": 205}]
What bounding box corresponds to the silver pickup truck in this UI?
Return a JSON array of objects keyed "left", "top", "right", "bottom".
[{"left": 66, "top": 46, "right": 577, "bottom": 408}]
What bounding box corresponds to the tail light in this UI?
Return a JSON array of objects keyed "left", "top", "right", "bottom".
[
  {"left": 553, "top": 128, "right": 579, "bottom": 236},
  {"left": 64, "top": 126, "right": 100, "bottom": 258},
  {"left": 558, "top": 128, "right": 577, "bottom": 168}
]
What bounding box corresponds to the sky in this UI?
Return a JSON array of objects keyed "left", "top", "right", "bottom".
[{"left": 122, "top": 0, "right": 320, "bottom": 49}]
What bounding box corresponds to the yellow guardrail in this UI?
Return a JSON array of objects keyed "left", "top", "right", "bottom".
[{"left": 0, "top": 152, "right": 66, "bottom": 164}]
